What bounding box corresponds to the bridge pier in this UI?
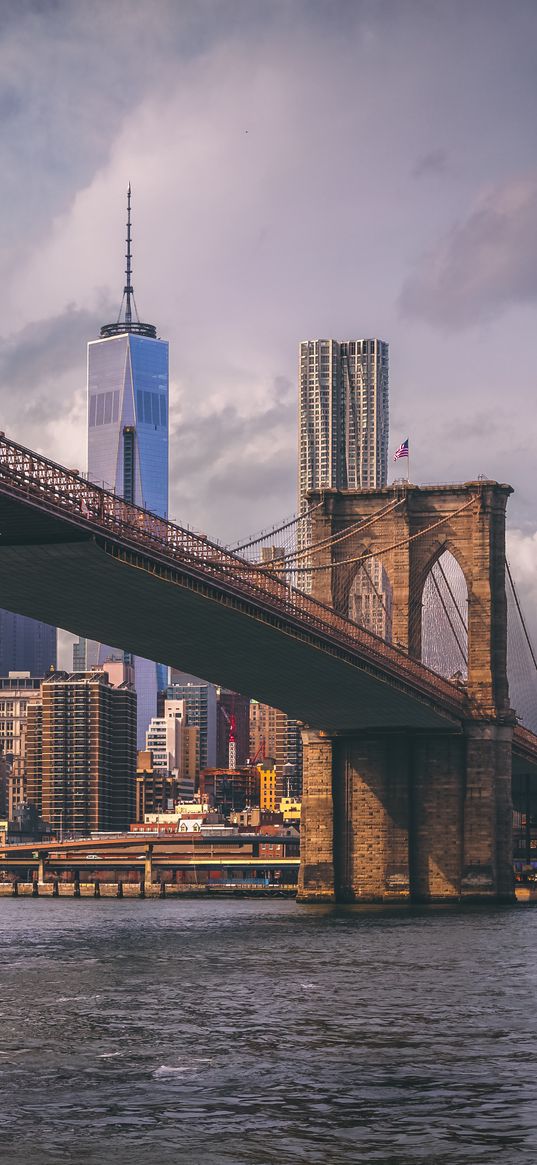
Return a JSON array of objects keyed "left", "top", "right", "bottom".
[
  {"left": 297, "top": 731, "right": 335, "bottom": 901},
  {"left": 298, "top": 723, "right": 514, "bottom": 904}
]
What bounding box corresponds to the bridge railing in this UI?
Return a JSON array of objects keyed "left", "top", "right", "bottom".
[{"left": 0, "top": 434, "right": 466, "bottom": 713}]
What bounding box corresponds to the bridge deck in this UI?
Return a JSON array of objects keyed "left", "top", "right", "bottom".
[{"left": 0, "top": 433, "right": 535, "bottom": 754}]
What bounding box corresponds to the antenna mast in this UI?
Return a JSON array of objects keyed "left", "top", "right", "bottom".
[
  {"left": 99, "top": 185, "right": 157, "bottom": 340},
  {"left": 124, "top": 183, "right": 133, "bottom": 327}
]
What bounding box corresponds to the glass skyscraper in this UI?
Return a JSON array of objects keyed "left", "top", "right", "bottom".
[
  {"left": 0, "top": 611, "right": 56, "bottom": 678},
  {"left": 87, "top": 187, "right": 169, "bottom": 746}
]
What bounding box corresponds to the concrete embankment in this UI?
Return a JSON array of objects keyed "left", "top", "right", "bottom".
[{"left": 0, "top": 880, "right": 296, "bottom": 899}]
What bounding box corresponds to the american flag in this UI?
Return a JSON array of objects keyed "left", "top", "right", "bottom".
[{"left": 393, "top": 438, "right": 409, "bottom": 462}]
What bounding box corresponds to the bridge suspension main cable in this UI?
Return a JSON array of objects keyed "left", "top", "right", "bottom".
[
  {"left": 505, "top": 556, "right": 537, "bottom": 732},
  {"left": 226, "top": 502, "right": 324, "bottom": 554},
  {"left": 265, "top": 495, "right": 479, "bottom": 573},
  {"left": 253, "top": 497, "right": 406, "bottom": 569},
  {"left": 506, "top": 558, "right": 537, "bottom": 673}
]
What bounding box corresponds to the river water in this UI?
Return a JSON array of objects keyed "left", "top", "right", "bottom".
[{"left": 0, "top": 899, "right": 535, "bottom": 1164}]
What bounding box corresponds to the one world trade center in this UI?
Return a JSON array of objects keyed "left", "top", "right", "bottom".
[{"left": 86, "top": 186, "right": 169, "bottom": 745}]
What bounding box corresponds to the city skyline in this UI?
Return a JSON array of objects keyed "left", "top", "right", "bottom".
[
  {"left": 0, "top": 8, "right": 534, "bottom": 1163},
  {"left": 1, "top": 5, "right": 536, "bottom": 590}
]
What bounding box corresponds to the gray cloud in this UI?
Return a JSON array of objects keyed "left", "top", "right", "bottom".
[
  {"left": 412, "top": 149, "right": 448, "bottom": 179},
  {"left": 1, "top": 304, "right": 106, "bottom": 394},
  {"left": 399, "top": 175, "right": 537, "bottom": 328},
  {"left": 169, "top": 375, "right": 295, "bottom": 539}
]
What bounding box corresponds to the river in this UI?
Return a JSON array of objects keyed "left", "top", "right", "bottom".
[{"left": 0, "top": 899, "right": 535, "bottom": 1163}]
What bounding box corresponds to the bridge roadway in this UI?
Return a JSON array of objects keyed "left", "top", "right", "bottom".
[
  {"left": 0, "top": 435, "right": 535, "bottom": 767},
  {"left": 0, "top": 833, "right": 300, "bottom": 885}
]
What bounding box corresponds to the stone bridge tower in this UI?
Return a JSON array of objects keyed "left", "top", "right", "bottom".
[{"left": 298, "top": 480, "right": 515, "bottom": 904}]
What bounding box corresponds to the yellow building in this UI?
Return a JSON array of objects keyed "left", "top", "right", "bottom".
[
  {"left": 279, "top": 797, "right": 301, "bottom": 824},
  {"left": 258, "top": 760, "right": 279, "bottom": 812}
]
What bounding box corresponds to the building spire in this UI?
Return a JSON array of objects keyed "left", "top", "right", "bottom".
[
  {"left": 124, "top": 183, "right": 133, "bottom": 326},
  {"left": 100, "top": 185, "right": 157, "bottom": 340}
]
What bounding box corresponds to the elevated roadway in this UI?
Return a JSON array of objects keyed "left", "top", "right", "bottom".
[
  {"left": 0, "top": 435, "right": 535, "bottom": 769},
  {"left": 0, "top": 436, "right": 468, "bottom": 731}
]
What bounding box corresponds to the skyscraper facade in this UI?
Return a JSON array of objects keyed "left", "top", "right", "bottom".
[
  {"left": 87, "top": 187, "right": 169, "bottom": 747},
  {"left": 298, "top": 338, "right": 390, "bottom": 624},
  {"left": 298, "top": 338, "right": 389, "bottom": 512},
  {"left": 0, "top": 611, "right": 56, "bottom": 678}
]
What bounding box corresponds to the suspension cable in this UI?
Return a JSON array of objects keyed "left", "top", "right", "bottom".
[
  {"left": 228, "top": 502, "right": 324, "bottom": 553},
  {"left": 435, "top": 555, "right": 468, "bottom": 633},
  {"left": 429, "top": 564, "right": 468, "bottom": 664},
  {"left": 505, "top": 558, "right": 537, "bottom": 673},
  {"left": 266, "top": 495, "right": 479, "bottom": 573},
  {"left": 259, "top": 496, "right": 405, "bottom": 567}
]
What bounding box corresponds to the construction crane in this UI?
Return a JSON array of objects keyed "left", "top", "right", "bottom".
[
  {"left": 219, "top": 703, "right": 238, "bottom": 769},
  {"left": 248, "top": 737, "right": 266, "bottom": 767}
]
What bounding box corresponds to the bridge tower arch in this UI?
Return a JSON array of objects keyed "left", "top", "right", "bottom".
[
  {"left": 421, "top": 547, "right": 468, "bottom": 680},
  {"left": 299, "top": 480, "right": 515, "bottom": 905}
]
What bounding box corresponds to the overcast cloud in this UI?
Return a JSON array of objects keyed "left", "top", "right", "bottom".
[{"left": 1, "top": 0, "right": 537, "bottom": 662}]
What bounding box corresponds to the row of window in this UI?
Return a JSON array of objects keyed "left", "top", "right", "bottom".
[
  {"left": 137, "top": 390, "right": 167, "bottom": 428},
  {"left": 89, "top": 389, "right": 168, "bottom": 429},
  {"left": 89, "top": 390, "right": 120, "bottom": 427}
]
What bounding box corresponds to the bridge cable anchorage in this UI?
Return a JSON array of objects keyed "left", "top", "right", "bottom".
[
  {"left": 265, "top": 495, "right": 479, "bottom": 573},
  {"left": 252, "top": 496, "right": 405, "bottom": 570}
]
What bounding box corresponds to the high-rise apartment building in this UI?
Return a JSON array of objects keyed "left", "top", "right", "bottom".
[
  {"left": 298, "top": 338, "right": 389, "bottom": 511},
  {"left": 87, "top": 187, "right": 169, "bottom": 748},
  {"left": 26, "top": 666, "right": 137, "bottom": 835},
  {"left": 298, "top": 337, "right": 390, "bottom": 630},
  {"left": 0, "top": 672, "right": 42, "bottom": 783},
  {"left": 0, "top": 612, "right": 56, "bottom": 678}
]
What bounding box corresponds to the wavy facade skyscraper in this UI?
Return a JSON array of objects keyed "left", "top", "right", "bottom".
[{"left": 86, "top": 187, "right": 169, "bottom": 745}]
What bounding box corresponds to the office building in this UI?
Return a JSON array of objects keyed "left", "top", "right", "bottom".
[
  {"left": 86, "top": 187, "right": 169, "bottom": 748},
  {"left": 164, "top": 678, "right": 217, "bottom": 770},
  {"left": 0, "top": 611, "right": 56, "bottom": 678},
  {"left": 249, "top": 701, "right": 302, "bottom": 795},
  {"left": 146, "top": 698, "right": 199, "bottom": 786},
  {"left": 72, "top": 637, "right": 100, "bottom": 672},
  {"left": 26, "top": 665, "right": 137, "bottom": 835}
]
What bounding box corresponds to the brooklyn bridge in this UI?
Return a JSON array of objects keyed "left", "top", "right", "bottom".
[{"left": 0, "top": 433, "right": 536, "bottom": 904}]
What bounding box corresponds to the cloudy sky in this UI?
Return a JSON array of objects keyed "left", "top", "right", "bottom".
[{"left": 2, "top": 0, "right": 537, "bottom": 659}]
